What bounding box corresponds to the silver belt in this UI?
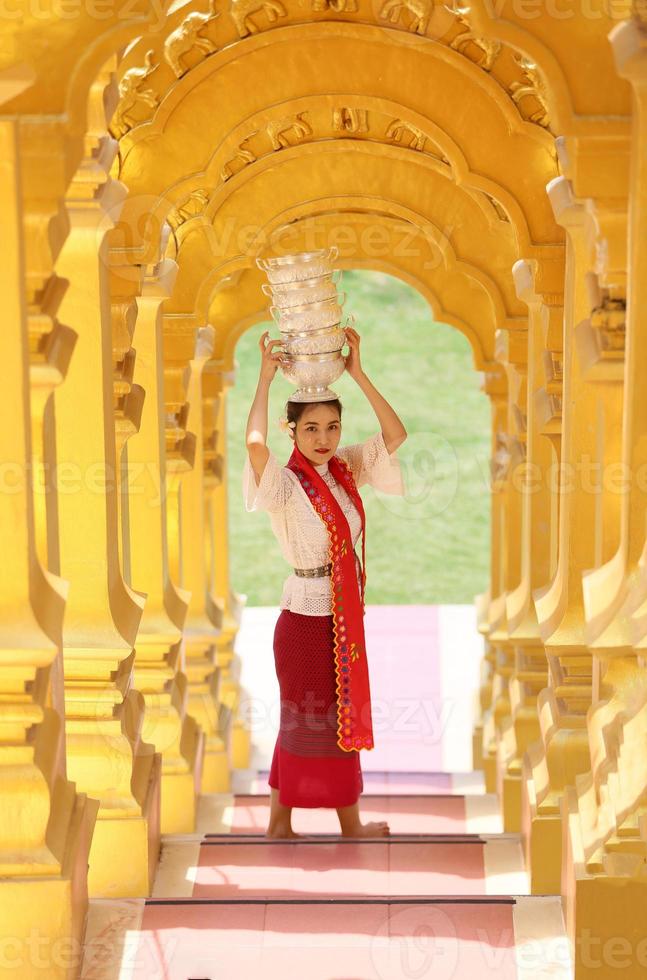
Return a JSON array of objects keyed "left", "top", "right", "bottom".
[{"left": 293, "top": 562, "right": 332, "bottom": 578}]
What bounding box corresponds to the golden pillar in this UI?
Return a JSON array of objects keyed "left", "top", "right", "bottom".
[
  {"left": 54, "top": 158, "right": 160, "bottom": 897},
  {"left": 181, "top": 329, "right": 231, "bottom": 793},
  {"left": 123, "top": 259, "right": 204, "bottom": 834},
  {"left": 491, "top": 325, "right": 528, "bottom": 827},
  {"left": 206, "top": 366, "right": 250, "bottom": 771},
  {"left": 497, "top": 259, "right": 564, "bottom": 832},
  {"left": 523, "top": 176, "right": 624, "bottom": 893},
  {"left": 0, "top": 114, "right": 97, "bottom": 979},
  {"left": 562, "top": 17, "right": 647, "bottom": 977},
  {"left": 476, "top": 366, "right": 510, "bottom": 792},
  {"left": 161, "top": 314, "right": 206, "bottom": 824}
]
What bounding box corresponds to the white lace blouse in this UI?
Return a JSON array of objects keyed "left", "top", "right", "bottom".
[{"left": 243, "top": 431, "right": 406, "bottom": 616}]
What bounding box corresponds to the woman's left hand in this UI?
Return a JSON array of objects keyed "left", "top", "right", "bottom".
[{"left": 343, "top": 327, "right": 364, "bottom": 380}]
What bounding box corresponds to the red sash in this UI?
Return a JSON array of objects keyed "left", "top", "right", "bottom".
[{"left": 286, "top": 443, "right": 374, "bottom": 752}]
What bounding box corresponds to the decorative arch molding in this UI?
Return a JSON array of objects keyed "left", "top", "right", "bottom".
[
  {"left": 115, "top": 12, "right": 555, "bottom": 141},
  {"left": 187, "top": 93, "right": 554, "bottom": 249},
  {"left": 219, "top": 200, "right": 512, "bottom": 324},
  {"left": 113, "top": 23, "right": 559, "bottom": 237},
  {"left": 466, "top": 0, "right": 632, "bottom": 130},
  {"left": 166, "top": 205, "right": 515, "bottom": 367},
  {"left": 118, "top": 140, "right": 544, "bottom": 314},
  {"left": 169, "top": 199, "right": 516, "bottom": 325}
]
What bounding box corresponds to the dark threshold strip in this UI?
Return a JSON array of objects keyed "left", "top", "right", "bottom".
[
  {"left": 146, "top": 896, "right": 517, "bottom": 907},
  {"left": 202, "top": 834, "right": 486, "bottom": 844}
]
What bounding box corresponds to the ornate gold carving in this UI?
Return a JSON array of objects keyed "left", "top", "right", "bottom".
[
  {"left": 266, "top": 111, "right": 312, "bottom": 149},
  {"left": 633, "top": 0, "right": 647, "bottom": 28},
  {"left": 230, "top": 0, "right": 288, "bottom": 37},
  {"left": 449, "top": 14, "right": 501, "bottom": 71},
  {"left": 590, "top": 296, "right": 626, "bottom": 353},
  {"left": 313, "top": 0, "right": 358, "bottom": 9},
  {"left": 167, "top": 189, "right": 211, "bottom": 229},
  {"left": 111, "top": 51, "right": 159, "bottom": 138},
  {"left": 385, "top": 118, "right": 427, "bottom": 150},
  {"left": 220, "top": 134, "right": 259, "bottom": 181},
  {"left": 548, "top": 351, "right": 563, "bottom": 383},
  {"left": 490, "top": 432, "right": 512, "bottom": 487},
  {"left": 164, "top": 1, "right": 221, "bottom": 78},
  {"left": 510, "top": 56, "right": 550, "bottom": 128},
  {"left": 333, "top": 107, "right": 369, "bottom": 133},
  {"left": 513, "top": 403, "right": 527, "bottom": 435},
  {"left": 540, "top": 293, "right": 564, "bottom": 307},
  {"left": 379, "top": 0, "right": 433, "bottom": 35}
]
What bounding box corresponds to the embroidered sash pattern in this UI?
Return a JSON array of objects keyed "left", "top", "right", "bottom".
[{"left": 287, "top": 449, "right": 374, "bottom": 752}]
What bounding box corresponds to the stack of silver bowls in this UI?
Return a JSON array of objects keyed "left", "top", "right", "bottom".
[{"left": 256, "top": 246, "right": 354, "bottom": 402}]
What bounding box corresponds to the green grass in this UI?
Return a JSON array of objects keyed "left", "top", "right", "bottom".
[{"left": 227, "top": 269, "right": 491, "bottom": 605}]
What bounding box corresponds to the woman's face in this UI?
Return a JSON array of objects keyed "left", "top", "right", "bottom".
[{"left": 291, "top": 403, "right": 342, "bottom": 465}]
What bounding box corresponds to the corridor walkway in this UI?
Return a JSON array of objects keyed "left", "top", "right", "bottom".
[{"left": 79, "top": 607, "right": 571, "bottom": 978}]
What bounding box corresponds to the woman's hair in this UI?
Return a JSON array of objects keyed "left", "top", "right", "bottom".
[{"left": 285, "top": 398, "right": 343, "bottom": 426}]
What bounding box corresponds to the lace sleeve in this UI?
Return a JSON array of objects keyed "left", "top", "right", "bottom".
[
  {"left": 243, "top": 449, "right": 295, "bottom": 513},
  {"left": 337, "top": 431, "right": 405, "bottom": 495}
]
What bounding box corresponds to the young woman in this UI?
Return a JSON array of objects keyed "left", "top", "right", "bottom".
[{"left": 244, "top": 326, "right": 407, "bottom": 838}]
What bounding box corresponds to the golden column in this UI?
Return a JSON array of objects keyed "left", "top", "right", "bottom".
[
  {"left": 497, "top": 259, "right": 564, "bottom": 832},
  {"left": 0, "top": 113, "right": 98, "bottom": 979},
  {"left": 524, "top": 176, "right": 624, "bottom": 893},
  {"left": 490, "top": 324, "right": 528, "bottom": 825},
  {"left": 475, "top": 365, "right": 510, "bottom": 791},
  {"left": 562, "top": 16, "right": 647, "bottom": 977},
  {"left": 122, "top": 258, "right": 204, "bottom": 834},
  {"left": 54, "top": 160, "right": 161, "bottom": 896},
  {"left": 161, "top": 313, "right": 206, "bottom": 824},
  {"left": 181, "top": 329, "right": 232, "bottom": 793},
  {"left": 207, "top": 364, "right": 250, "bottom": 771}
]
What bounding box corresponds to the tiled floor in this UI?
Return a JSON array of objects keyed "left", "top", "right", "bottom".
[{"left": 80, "top": 606, "right": 572, "bottom": 979}]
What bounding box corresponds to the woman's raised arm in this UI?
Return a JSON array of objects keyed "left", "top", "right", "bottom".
[
  {"left": 343, "top": 327, "right": 407, "bottom": 454},
  {"left": 245, "top": 330, "right": 284, "bottom": 485}
]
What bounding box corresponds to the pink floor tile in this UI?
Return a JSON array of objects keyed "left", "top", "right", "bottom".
[
  {"left": 388, "top": 901, "right": 517, "bottom": 979},
  {"left": 262, "top": 900, "right": 389, "bottom": 946},
  {"left": 386, "top": 842, "right": 486, "bottom": 895},
  {"left": 134, "top": 900, "right": 517, "bottom": 979},
  {"left": 136, "top": 903, "right": 266, "bottom": 980},
  {"left": 228, "top": 793, "right": 467, "bottom": 835},
  {"left": 193, "top": 841, "right": 389, "bottom": 899},
  {"left": 191, "top": 840, "right": 485, "bottom": 899}
]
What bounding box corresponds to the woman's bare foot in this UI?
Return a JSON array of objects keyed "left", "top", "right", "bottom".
[
  {"left": 341, "top": 819, "right": 390, "bottom": 838},
  {"left": 265, "top": 824, "right": 303, "bottom": 839}
]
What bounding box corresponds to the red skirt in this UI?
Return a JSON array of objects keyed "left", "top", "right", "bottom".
[{"left": 268, "top": 609, "right": 364, "bottom": 808}]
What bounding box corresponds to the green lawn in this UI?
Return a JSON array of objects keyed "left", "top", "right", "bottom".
[{"left": 227, "top": 269, "right": 491, "bottom": 605}]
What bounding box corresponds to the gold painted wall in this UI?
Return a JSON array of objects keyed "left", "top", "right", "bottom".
[{"left": 1, "top": 1, "right": 647, "bottom": 975}]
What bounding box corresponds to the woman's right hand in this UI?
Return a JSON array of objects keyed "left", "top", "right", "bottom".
[{"left": 259, "top": 330, "right": 284, "bottom": 382}]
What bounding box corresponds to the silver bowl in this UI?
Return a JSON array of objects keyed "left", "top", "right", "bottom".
[
  {"left": 279, "top": 349, "right": 345, "bottom": 389},
  {"left": 281, "top": 325, "right": 346, "bottom": 356},
  {"left": 271, "top": 293, "right": 346, "bottom": 331},
  {"left": 256, "top": 247, "right": 339, "bottom": 284},
  {"left": 262, "top": 269, "right": 342, "bottom": 307}
]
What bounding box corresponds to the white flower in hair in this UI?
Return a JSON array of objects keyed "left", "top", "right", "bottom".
[{"left": 278, "top": 416, "right": 296, "bottom": 433}]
